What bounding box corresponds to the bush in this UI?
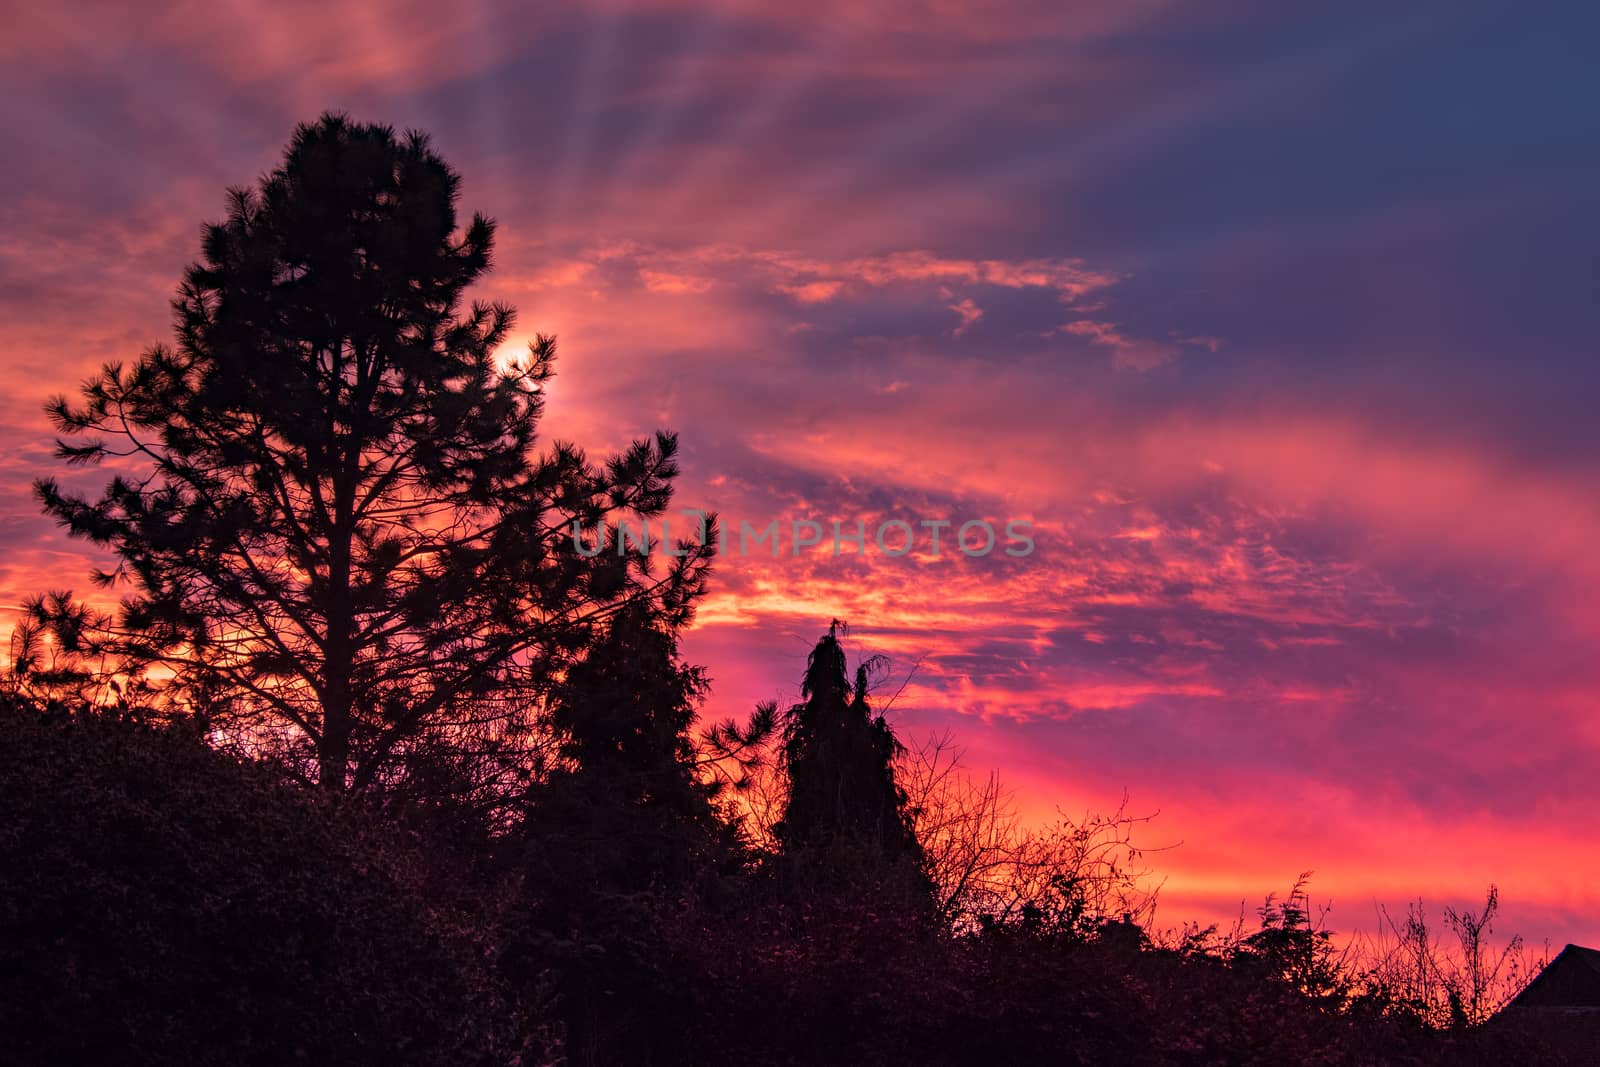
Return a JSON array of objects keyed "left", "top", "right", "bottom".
[{"left": 0, "top": 699, "right": 543, "bottom": 1067}]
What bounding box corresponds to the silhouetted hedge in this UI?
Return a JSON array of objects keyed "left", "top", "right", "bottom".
[
  {"left": 2, "top": 696, "right": 1585, "bottom": 1065},
  {"left": 0, "top": 699, "right": 538, "bottom": 1067}
]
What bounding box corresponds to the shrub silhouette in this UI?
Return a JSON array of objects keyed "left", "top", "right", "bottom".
[{"left": 0, "top": 697, "right": 543, "bottom": 1067}]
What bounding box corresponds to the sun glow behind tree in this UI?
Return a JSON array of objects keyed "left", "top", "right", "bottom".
[{"left": 29, "top": 114, "right": 712, "bottom": 796}]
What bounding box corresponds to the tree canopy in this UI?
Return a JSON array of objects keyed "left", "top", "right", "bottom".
[
  {"left": 34, "top": 113, "right": 710, "bottom": 794},
  {"left": 777, "top": 622, "right": 924, "bottom": 870}
]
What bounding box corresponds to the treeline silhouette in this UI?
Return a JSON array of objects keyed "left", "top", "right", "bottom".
[{"left": 0, "top": 114, "right": 1584, "bottom": 1065}]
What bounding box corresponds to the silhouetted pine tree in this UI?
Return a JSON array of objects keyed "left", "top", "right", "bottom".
[
  {"left": 518, "top": 598, "right": 743, "bottom": 893},
  {"left": 509, "top": 604, "right": 739, "bottom": 1066},
  {"left": 32, "top": 113, "right": 710, "bottom": 796},
  {"left": 776, "top": 623, "right": 924, "bottom": 871},
  {"left": 549, "top": 601, "right": 714, "bottom": 817}
]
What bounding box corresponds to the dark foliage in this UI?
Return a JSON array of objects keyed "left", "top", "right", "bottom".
[
  {"left": 32, "top": 112, "right": 709, "bottom": 795},
  {"left": 1, "top": 652, "right": 1584, "bottom": 1067},
  {"left": 548, "top": 600, "right": 717, "bottom": 821},
  {"left": 0, "top": 697, "right": 547, "bottom": 1067},
  {"left": 503, "top": 604, "right": 742, "bottom": 1064},
  {"left": 645, "top": 889, "right": 1580, "bottom": 1066},
  {"left": 776, "top": 623, "right": 924, "bottom": 875}
]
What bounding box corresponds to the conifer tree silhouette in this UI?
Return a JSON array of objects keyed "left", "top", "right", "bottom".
[
  {"left": 776, "top": 622, "right": 923, "bottom": 869},
  {"left": 550, "top": 600, "right": 716, "bottom": 820},
  {"left": 33, "top": 114, "right": 710, "bottom": 794}
]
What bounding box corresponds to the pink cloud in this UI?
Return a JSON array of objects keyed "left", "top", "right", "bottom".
[
  {"left": 948, "top": 297, "right": 984, "bottom": 334},
  {"left": 1062, "top": 318, "right": 1179, "bottom": 371}
]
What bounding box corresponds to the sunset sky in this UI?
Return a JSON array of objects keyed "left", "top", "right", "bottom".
[{"left": 4, "top": 1, "right": 1598, "bottom": 946}]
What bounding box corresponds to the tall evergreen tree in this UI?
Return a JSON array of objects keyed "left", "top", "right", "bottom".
[
  {"left": 510, "top": 604, "right": 737, "bottom": 1066},
  {"left": 34, "top": 114, "right": 710, "bottom": 794},
  {"left": 549, "top": 600, "right": 715, "bottom": 819},
  {"left": 776, "top": 622, "right": 923, "bottom": 868},
  {"left": 518, "top": 599, "right": 735, "bottom": 895}
]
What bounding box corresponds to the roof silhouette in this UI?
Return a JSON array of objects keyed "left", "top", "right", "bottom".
[{"left": 1507, "top": 944, "right": 1600, "bottom": 1010}]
